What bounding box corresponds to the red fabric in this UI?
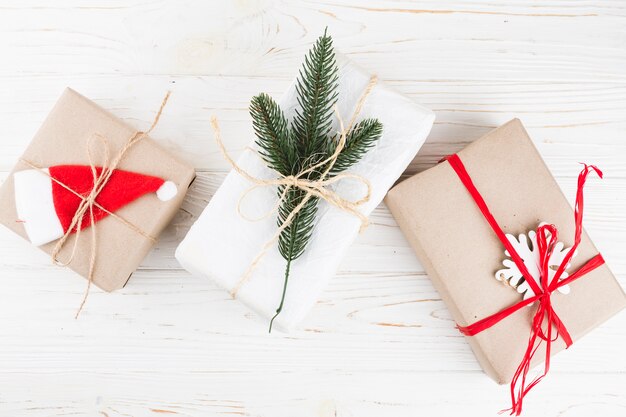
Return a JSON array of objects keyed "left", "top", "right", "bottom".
[
  {"left": 48, "top": 165, "right": 166, "bottom": 233},
  {"left": 444, "top": 154, "right": 604, "bottom": 415}
]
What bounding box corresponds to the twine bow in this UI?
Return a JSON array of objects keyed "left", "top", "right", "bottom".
[
  {"left": 20, "top": 92, "right": 171, "bottom": 317},
  {"left": 211, "top": 75, "right": 378, "bottom": 298}
]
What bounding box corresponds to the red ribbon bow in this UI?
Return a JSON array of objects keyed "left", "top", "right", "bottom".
[{"left": 444, "top": 154, "right": 605, "bottom": 415}]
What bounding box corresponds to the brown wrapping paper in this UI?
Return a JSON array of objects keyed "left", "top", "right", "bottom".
[
  {"left": 0, "top": 88, "right": 195, "bottom": 291},
  {"left": 385, "top": 119, "right": 626, "bottom": 384}
]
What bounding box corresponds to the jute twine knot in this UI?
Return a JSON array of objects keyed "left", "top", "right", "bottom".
[
  {"left": 212, "top": 75, "right": 378, "bottom": 298},
  {"left": 20, "top": 92, "right": 171, "bottom": 317}
]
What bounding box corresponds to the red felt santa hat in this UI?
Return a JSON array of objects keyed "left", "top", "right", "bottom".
[{"left": 14, "top": 165, "right": 178, "bottom": 246}]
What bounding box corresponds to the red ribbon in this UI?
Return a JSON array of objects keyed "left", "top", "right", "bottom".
[{"left": 444, "top": 154, "right": 604, "bottom": 415}]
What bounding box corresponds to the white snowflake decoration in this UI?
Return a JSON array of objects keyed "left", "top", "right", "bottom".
[{"left": 495, "top": 223, "right": 577, "bottom": 301}]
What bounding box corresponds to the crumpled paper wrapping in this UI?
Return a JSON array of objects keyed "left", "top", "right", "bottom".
[{"left": 176, "top": 55, "right": 435, "bottom": 331}]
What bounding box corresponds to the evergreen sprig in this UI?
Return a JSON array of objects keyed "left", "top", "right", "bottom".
[{"left": 249, "top": 29, "right": 383, "bottom": 332}]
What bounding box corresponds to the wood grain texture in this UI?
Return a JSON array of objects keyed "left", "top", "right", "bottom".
[{"left": 0, "top": 1, "right": 625, "bottom": 416}]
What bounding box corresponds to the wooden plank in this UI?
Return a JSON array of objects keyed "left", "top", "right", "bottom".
[
  {"left": 0, "top": 371, "right": 625, "bottom": 417},
  {"left": 1, "top": 0, "right": 625, "bottom": 80},
  {"left": 0, "top": 74, "right": 625, "bottom": 172}
]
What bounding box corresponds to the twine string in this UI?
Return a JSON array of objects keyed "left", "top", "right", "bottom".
[
  {"left": 19, "top": 92, "right": 171, "bottom": 317},
  {"left": 211, "top": 75, "right": 378, "bottom": 298}
]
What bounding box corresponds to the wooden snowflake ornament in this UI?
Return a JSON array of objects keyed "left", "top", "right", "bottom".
[{"left": 495, "top": 223, "right": 577, "bottom": 300}]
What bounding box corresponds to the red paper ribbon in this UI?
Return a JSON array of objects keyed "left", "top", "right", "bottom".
[{"left": 444, "top": 154, "right": 604, "bottom": 415}]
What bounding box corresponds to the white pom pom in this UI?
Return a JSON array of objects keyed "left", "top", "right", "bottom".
[{"left": 157, "top": 181, "right": 177, "bottom": 201}]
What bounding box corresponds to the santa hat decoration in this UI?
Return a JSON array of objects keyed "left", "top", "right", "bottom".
[{"left": 13, "top": 165, "right": 178, "bottom": 246}]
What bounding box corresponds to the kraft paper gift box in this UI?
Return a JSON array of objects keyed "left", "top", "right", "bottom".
[
  {"left": 176, "top": 55, "right": 435, "bottom": 331},
  {"left": 385, "top": 118, "right": 626, "bottom": 384},
  {"left": 0, "top": 88, "right": 196, "bottom": 291}
]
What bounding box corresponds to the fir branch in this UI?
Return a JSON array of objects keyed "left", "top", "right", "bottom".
[
  {"left": 250, "top": 93, "right": 297, "bottom": 175},
  {"left": 291, "top": 28, "right": 339, "bottom": 160},
  {"left": 276, "top": 187, "right": 319, "bottom": 260},
  {"left": 269, "top": 187, "right": 319, "bottom": 332},
  {"left": 329, "top": 118, "right": 383, "bottom": 174},
  {"left": 249, "top": 29, "right": 383, "bottom": 332}
]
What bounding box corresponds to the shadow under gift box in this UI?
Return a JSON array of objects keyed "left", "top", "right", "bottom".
[
  {"left": 385, "top": 118, "right": 626, "bottom": 384},
  {"left": 175, "top": 54, "right": 436, "bottom": 331},
  {"left": 0, "top": 88, "right": 196, "bottom": 291}
]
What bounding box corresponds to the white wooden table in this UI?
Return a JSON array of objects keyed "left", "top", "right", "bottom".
[{"left": 1, "top": 1, "right": 625, "bottom": 416}]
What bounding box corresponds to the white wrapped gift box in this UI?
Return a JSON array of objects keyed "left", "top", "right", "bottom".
[{"left": 176, "top": 55, "right": 435, "bottom": 331}]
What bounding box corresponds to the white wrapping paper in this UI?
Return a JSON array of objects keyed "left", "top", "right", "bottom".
[{"left": 176, "top": 55, "right": 435, "bottom": 330}]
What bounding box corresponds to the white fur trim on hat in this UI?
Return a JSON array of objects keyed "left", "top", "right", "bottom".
[{"left": 13, "top": 169, "right": 65, "bottom": 246}]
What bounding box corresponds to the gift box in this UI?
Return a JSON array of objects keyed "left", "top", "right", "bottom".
[
  {"left": 176, "top": 54, "right": 435, "bottom": 331},
  {"left": 0, "top": 88, "right": 195, "bottom": 291},
  {"left": 385, "top": 119, "right": 626, "bottom": 387}
]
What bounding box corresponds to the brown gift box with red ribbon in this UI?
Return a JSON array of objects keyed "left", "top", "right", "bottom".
[
  {"left": 385, "top": 119, "right": 625, "bottom": 393},
  {"left": 0, "top": 88, "right": 195, "bottom": 292}
]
